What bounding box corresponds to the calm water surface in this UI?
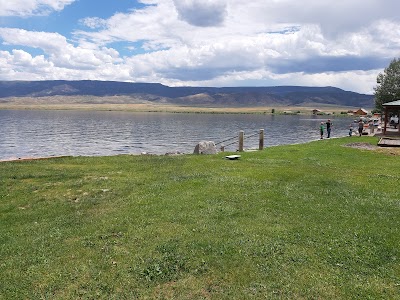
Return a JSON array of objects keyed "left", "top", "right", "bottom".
[{"left": 0, "top": 110, "right": 353, "bottom": 160}]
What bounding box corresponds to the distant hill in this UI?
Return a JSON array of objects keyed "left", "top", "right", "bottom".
[{"left": 0, "top": 80, "right": 374, "bottom": 107}]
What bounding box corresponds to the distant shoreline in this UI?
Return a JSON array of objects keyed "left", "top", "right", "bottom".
[{"left": 0, "top": 96, "right": 361, "bottom": 115}]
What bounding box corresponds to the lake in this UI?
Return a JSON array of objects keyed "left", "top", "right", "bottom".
[{"left": 0, "top": 110, "right": 354, "bottom": 160}]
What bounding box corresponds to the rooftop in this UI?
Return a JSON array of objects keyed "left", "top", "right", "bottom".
[{"left": 383, "top": 100, "right": 400, "bottom": 106}]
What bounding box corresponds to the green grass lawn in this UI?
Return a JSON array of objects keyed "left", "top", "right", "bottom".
[{"left": 1, "top": 137, "right": 399, "bottom": 299}]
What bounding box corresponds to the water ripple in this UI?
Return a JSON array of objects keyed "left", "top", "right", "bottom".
[{"left": 0, "top": 110, "right": 353, "bottom": 160}]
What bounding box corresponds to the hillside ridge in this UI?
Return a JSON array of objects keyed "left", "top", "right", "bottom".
[{"left": 0, "top": 80, "right": 374, "bottom": 107}]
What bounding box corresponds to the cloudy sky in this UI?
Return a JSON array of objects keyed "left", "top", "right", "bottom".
[{"left": 0, "top": 0, "right": 399, "bottom": 94}]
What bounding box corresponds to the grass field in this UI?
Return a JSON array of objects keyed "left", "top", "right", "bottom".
[{"left": 1, "top": 137, "right": 399, "bottom": 299}]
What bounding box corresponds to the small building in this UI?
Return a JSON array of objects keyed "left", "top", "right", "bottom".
[
  {"left": 373, "top": 113, "right": 381, "bottom": 119},
  {"left": 353, "top": 108, "right": 369, "bottom": 115}
]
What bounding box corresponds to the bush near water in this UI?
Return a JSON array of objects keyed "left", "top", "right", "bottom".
[{"left": 0, "top": 136, "right": 399, "bottom": 299}]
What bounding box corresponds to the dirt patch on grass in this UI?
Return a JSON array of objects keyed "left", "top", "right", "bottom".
[
  {"left": 344, "top": 142, "right": 400, "bottom": 156},
  {"left": 344, "top": 142, "right": 379, "bottom": 150}
]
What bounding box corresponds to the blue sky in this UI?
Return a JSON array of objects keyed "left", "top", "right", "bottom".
[{"left": 0, "top": 0, "right": 399, "bottom": 94}]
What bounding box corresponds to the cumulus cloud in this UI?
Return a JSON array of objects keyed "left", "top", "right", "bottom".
[
  {"left": 225, "top": 0, "right": 400, "bottom": 37},
  {"left": 0, "top": 47, "right": 131, "bottom": 82},
  {"left": 173, "top": 0, "right": 227, "bottom": 27},
  {"left": 0, "top": 28, "right": 122, "bottom": 71},
  {"left": 1, "top": 0, "right": 399, "bottom": 93},
  {"left": 0, "top": 0, "right": 76, "bottom": 17}
]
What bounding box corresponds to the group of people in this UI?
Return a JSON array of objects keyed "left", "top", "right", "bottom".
[
  {"left": 319, "top": 119, "right": 332, "bottom": 139},
  {"left": 320, "top": 119, "right": 366, "bottom": 139}
]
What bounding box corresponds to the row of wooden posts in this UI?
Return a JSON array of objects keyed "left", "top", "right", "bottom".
[{"left": 219, "top": 129, "right": 264, "bottom": 152}]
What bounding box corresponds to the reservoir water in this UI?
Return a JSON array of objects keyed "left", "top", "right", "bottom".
[{"left": 0, "top": 110, "right": 354, "bottom": 160}]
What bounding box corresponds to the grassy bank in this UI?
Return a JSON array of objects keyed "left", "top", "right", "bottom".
[{"left": 1, "top": 137, "right": 399, "bottom": 299}]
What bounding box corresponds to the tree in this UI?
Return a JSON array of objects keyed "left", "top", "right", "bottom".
[{"left": 374, "top": 58, "right": 400, "bottom": 111}]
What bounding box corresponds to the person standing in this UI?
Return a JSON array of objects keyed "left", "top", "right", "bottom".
[
  {"left": 358, "top": 120, "right": 364, "bottom": 136},
  {"left": 320, "top": 122, "right": 324, "bottom": 139},
  {"left": 326, "top": 119, "right": 332, "bottom": 138}
]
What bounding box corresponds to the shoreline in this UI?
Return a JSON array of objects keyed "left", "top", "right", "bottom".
[
  {"left": 0, "top": 134, "right": 360, "bottom": 163},
  {"left": 0, "top": 155, "right": 71, "bottom": 163},
  {"left": 4, "top": 137, "right": 399, "bottom": 163},
  {"left": 0, "top": 100, "right": 361, "bottom": 115}
]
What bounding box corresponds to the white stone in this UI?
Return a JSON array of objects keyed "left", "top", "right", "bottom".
[{"left": 193, "top": 141, "right": 217, "bottom": 154}]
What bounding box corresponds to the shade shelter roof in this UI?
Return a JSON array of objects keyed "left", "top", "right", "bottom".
[
  {"left": 382, "top": 100, "right": 400, "bottom": 135},
  {"left": 383, "top": 100, "right": 400, "bottom": 107}
]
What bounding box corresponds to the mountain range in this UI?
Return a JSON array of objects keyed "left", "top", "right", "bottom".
[{"left": 0, "top": 80, "right": 374, "bottom": 107}]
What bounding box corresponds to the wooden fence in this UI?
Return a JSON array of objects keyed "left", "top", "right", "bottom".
[{"left": 215, "top": 129, "right": 264, "bottom": 152}]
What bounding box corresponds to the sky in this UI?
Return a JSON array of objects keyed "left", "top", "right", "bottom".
[{"left": 0, "top": 0, "right": 399, "bottom": 94}]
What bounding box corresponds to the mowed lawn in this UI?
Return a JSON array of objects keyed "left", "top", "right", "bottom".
[{"left": 0, "top": 137, "right": 399, "bottom": 299}]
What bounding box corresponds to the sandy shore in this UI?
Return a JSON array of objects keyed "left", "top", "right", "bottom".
[{"left": 0, "top": 155, "right": 71, "bottom": 163}]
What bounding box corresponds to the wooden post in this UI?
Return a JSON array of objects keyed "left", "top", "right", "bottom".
[
  {"left": 398, "top": 109, "right": 400, "bottom": 133},
  {"left": 220, "top": 145, "right": 225, "bottom": 152},
  {"left": 259, "top": 129, "right": 264, "bottom": 150},
  {"left": 239, "top": 130, "right": 244, "bottom": 152},
  {"left": 384, "top": 107, "right": 388, "bottom": 134}
]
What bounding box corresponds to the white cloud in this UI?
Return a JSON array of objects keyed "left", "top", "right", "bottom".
[
  {"left": 1, "top": 0, "right": 400, "bottom": 93},
  {"left": 0, "top": 47, "right": 131, "bottom": 81},
  {"left": 0, "top": 28, "right": 122, "bottom": 70},
  {"left": 0, "top": 28, "right": 128, "bottom": 82},
  {"left": 0, "top": 0, "right": 76, "bottom": 17},
  {"left": 224, "top": 0, "right": 400, "bottom": 37}
]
